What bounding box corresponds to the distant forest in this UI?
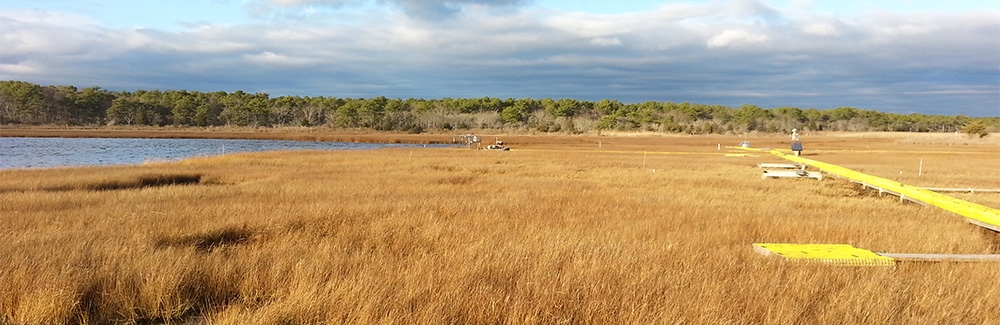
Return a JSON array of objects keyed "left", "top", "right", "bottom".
[{"left": 2, "top": 80, "right": 997, "bottom": 135}]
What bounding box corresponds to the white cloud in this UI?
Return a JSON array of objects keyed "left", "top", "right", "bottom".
[
  {"left": 0, "top": 62, "right": 40, "bottom": 75},
  {"left": 706, "top": 29, "right": 771, "bottom": 48},
  {"left": 243, "top": 51, "right": 314, "bottom": 65},
  {"left": 802, "top": 23, "right": 839, "bottom": 36},
  {"left": 0, "top": 10, "right": 104, "bottom": 56},
  {"left": 590, "top": 37, "right": 622, "bottom": 47},
  {"left": 182, "top": 40, "right": 257, "bottom": 54},
  {"left": 876, "top": 23, "right": 940, "bottom": 36}
]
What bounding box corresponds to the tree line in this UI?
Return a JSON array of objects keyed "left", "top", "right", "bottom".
[{"left": 2, "top": 80, "right": 996, "bottom": 135}]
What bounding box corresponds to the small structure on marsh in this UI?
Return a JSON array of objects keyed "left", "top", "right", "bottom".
[
  {"left": 790, "top": 128, "right": 803, "bottom": 156},
  {"left": 455, "top": 134, "right": 481, "bottom": 149},
  {"left": 484, "top": 139, "right": 509, "bottom": 151},
  {"left": 455, "top": 134, "right": 510, "bottom": 151}
]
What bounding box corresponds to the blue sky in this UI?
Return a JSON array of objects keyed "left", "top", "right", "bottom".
[{"left": 2, "top": 0, "right": 998, "bottom": 116}]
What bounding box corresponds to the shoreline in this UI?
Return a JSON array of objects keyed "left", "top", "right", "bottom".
[
  {"left": 2, "top": 126, "right": 995, "bottom": 149},
  {"left": 0, "top": 127, "right": 458, "bottom": 144}
]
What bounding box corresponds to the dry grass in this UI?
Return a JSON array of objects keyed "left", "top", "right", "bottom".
[{"left": 1, "top": 132, "right": 999, "bottom": 324}]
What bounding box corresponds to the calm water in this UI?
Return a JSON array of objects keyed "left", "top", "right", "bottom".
[{"left": 0, "top": 137, "right": 442, "bottom": 169}]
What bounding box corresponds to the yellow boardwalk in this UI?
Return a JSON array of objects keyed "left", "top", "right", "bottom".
[
  {"left": 769, "top": 149, "right": 1000, "bottom": 231},
  {"left": 732, "top": 146, "right": 1000, "bottom": 231},
  {"left": 753, "top": 243, "right": 896, "bottom": 266},
  {"left": 739, "top": 146, "right": 1000, "bottom": 265}
]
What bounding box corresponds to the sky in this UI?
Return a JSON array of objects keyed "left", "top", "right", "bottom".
[{"left": 1, "top": 0, "right": 998, "bottom": 116}]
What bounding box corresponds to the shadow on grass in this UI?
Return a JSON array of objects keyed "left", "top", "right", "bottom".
[
  {"left": 86, "top": 174, "right": 204, "bottom": 191},
  {"left": 155, "top": 226, "right": 257, "bottom": 253},
  {"left": 7, "top": 173, "right": 217, "bottom": 193},
  {"left": 977, "top": 227, "right": 1000, "bottom": 254}
]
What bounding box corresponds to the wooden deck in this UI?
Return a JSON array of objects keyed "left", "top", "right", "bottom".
[
  {"left": 924, "top": 187, "right": 1000, "bottom": 193},
  {"left": 753, "top": 243, "right": 895, "bottom": 266},
  {"left": 880, "top": 253, "right": 1000, "bottom": 262},
  {"left": 757, "top": 163, "right": 804, "bottom": 169},
  {"left": 754, "top": 243, "right": 1000, "bottom": 265},
  {"left": 761, "top": 170, "right": 822, "bottom": 180}
]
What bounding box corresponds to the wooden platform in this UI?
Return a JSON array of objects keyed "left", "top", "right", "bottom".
[
  {"left": 924, "top": 187, "right": 1000, "bottom": 194},
  {"left": 753, "top": 243, "right": 895, "bottom": 266},
  {"left": 761, "top": 170, "right": 822, "bottom": 180},
  {"left": 880, "top": 253, "right": 1000, "bottom": 262},
  {"left": 967, "top": 218, "right": 1000, "bottom": 233},
  {"left": 757, "top": 163, "right": 804, "bottom": 169},
  {"left": 754, "top": 243, "right": 1000, "bottom": 265},
  {"left": 857, "top": 181, "right": 929, "bottom": 206}
]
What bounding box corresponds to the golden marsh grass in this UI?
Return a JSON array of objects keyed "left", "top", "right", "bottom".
[{"left": 1, "top": 132, "right": 999, "bottom": 324}]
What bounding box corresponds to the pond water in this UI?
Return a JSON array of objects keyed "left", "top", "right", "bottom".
[{"left": 0, "top": 137, "right": 443, "bottom": 169}]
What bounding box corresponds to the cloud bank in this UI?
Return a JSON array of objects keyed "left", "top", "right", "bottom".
[{"left": 1, "top": 0, "right": 997, "bottom": 116}]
